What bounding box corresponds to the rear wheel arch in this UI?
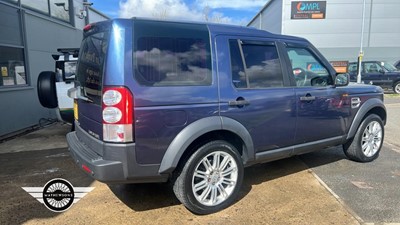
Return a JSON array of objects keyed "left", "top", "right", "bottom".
[
  {"left": 158, "top": 116, "right": 254, "bottom": 174},
  {"left": 172, "top": 140, "right": 244, "bottom": 214}
]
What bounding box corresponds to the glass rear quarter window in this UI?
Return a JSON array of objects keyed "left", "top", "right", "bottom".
[{"left": 134, "top": 21, "right": 211, "bottom": 86}]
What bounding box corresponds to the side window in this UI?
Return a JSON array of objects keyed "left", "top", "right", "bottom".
[
  {"left": 229, "top": 40, "right": 284, "bottom": 89},
  {"left": 134, "top": 22, "right": 211, "bottom": 87},
  {"left": 64, "top": 61, "right": 76, "bottom": 80},
  {"left": 286, "top": 47, "right": 331, "bottom": 87},
  {"left": 364, "top": 62, "right": 382, "bottom": 74},
  {"left": 229, "top": 40, "right": 247, "bottom": 88},
  {"left": 348, "top": 63, "right": 358, "bottom": 73}
]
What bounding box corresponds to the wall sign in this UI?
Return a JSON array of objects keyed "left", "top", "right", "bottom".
[
  {"left": 330, "top": 61, "right": 349, "bottom": 73},
  {"left": 291, "top": 1, "right": 326, "bottom": 19}
]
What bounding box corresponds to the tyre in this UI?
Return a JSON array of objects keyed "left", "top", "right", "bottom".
[
  {"left": 343, "top": 114, "right": 384, "bottom": 162},
  {"left": 393, "top": 81, "right": 400, "bottom": 94},
  {"left": 173, "top": 140, "right": 244, "bottom": 214},
  {"left": 37, "top": 71, "right": 58, "bottom": 108}
]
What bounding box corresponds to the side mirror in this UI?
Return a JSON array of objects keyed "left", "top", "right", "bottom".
[
  {"left": 335, "top": 73, "right": 349, "bottom": 87},
  {"left": 379, "top": 69, "right": 385, "bottom": 74}
]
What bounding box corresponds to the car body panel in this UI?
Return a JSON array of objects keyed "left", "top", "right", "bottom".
[{"left": 67, "top": 18, "right": 385, "bottom": 184}]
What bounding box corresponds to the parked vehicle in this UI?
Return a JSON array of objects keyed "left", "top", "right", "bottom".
[
  {"left": 394, "top": 60, "right": 400, "bottom": 70},
  {"left": 37, "top": 48, "right": 78, "bottom": 124},
  {"left": 348, "top": 61, "right": 400, "bottom": 94},
  {"left": 67, "top": 18, "right": 386, "bottom": 214}
]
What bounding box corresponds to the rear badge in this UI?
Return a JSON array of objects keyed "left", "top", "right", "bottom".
[
  {"left": 88, "top": 130, "right": 100, "bottom": 139},
  {"left": 22, "top": 178, "right": 94, "bottom": 212}
]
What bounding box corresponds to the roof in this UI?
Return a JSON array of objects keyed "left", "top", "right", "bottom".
[{"left": 111, "top": 17, "right": 306, "bottom": 43}]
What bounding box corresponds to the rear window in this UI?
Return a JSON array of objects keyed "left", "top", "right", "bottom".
[
  {"left": 77, "top": 30, "right": 109, "bottom": 104},
  {"left": 134, "top": 21, "right": 212, "bottom": 86}
]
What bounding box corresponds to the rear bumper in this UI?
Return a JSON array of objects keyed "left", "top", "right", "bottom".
[{"left": 66, "top": 124, "right": 168, "bottom": 183}]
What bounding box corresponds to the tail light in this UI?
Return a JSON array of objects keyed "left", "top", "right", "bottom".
[{"left": 102, "top": 86, "right": 134, "bottom": 142}]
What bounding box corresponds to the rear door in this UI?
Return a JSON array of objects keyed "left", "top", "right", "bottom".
[
  {"left": 217, "top": 36, "right": 296, "bottom": 153},
  {"left": 75, "top": 22, "right": 111, "bottom": 149}
]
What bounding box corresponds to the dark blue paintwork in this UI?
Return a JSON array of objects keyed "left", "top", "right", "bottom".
[{"left": 70, "top": 18, "right": 385, "bottom": 183}]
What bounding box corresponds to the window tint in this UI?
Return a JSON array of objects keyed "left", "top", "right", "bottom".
[
  {"left": 229, "top": 40, "right": 247, "bottom": 88},
  {"left": 134, "top": 22, "right": 211, "bottom": 86},
  {"left": 77, "top": 31, "right": 109, "bottom": 105},
  {"left": 0, "top": 46, "right": 26, "bottom": 87},
  {"left": 229, "top": 40, "right": 283, "bottom": 89},
  {"left": 242, "top": 44, "right": 283, "bottom": 88},
  {"left": 286, "top": 47, "right": 331, "bottom": 87}
]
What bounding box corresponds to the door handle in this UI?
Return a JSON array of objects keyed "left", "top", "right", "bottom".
[
  {"left": 228, "top": 99, "right": 250, "bottom": 107},
  {"left": 300, "top": 94, "right": 316, "bottom": 102}
]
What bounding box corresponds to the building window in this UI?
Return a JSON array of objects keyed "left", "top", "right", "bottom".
[
  {"left": 21, "top": 0, "right": 71, "bottom": 23},
  {"left": 3, "top": 0, "right": 18, "bottom": 4},
  {"left": 50, "top": 0, "right": 69, "bottom": 21},
  {"left": 21, "top": 0, "right": 50, "bottom": 14},
  {"left": 0, "top": 46, "right": 27, "bottom": 87}
]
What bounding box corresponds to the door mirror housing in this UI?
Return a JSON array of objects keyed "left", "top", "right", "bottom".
[{"left": 335, "top": 73, "right": 349, "bottom": 87}]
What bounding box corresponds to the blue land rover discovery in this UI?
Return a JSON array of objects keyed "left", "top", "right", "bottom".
[{"left": 67, "top": 18, "right": 386, "bottom": 214}]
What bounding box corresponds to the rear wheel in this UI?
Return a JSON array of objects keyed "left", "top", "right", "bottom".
[
  {"left": 173, "top": 140, "right": 243, "bottom": 214},
  {"left": 343, "top": 114, "right": 384, "bottom": 162},
  {"left": 393, "top": 81, "right": 400, "bottom": 94}
]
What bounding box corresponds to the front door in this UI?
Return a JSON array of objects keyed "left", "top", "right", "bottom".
[
  {"left": 283, "top": 43, "right": 351, "bottom": 144},
  {"left": 362, "top": 62, "right": 391, "bottom": 88},
  {"left": 217, "top": 36, "right": 296, "bottom": 153}
]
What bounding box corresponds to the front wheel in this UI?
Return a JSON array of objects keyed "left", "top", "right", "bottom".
[
  {"left": 173, "top": 140, "right": 244, "bottom": 214},
  {"left": 393, "top": 81, "right": 400, "bottom": 94},
  {"left": 343, "top": 114, "right": 384, "bottom": 162}
]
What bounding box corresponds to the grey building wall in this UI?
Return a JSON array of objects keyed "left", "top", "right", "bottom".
[
  {"left": 249, "top": 0, "right": 400, "bottom": 63},
  {"left": 250, "top": 0, "right": 283, "bottom": 33},
  {"left": 0, "top": 0, "right": 108, "bottom": 137}
]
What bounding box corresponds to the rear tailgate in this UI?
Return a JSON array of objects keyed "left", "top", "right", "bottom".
[{"left": 75, "top": 22, "right": 110, "bottom": 155}]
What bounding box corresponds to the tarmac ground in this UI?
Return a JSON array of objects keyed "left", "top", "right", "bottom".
[{"left": 0, "top": 94, "right": 399, "bottom": 224}]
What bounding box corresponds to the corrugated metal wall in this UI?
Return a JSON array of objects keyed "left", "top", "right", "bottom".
[{"left": 249, "top": 0, "right": 400, "bottom": 63}]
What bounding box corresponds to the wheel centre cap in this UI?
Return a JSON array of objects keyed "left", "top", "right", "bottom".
[{"left": 210, "top": 173, "right": 220, "bottom": 184}]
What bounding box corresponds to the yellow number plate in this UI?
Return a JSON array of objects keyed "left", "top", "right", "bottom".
[{"left": 74, "top": 100, "right": 78, "bottom": 120}]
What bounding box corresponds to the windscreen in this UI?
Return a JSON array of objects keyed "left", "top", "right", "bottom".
[{"left": 76, "top": 30, "right": 109, "bottom": 105}]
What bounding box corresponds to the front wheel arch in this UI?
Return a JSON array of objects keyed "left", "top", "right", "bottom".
[
  {"left": 343, "top": 114, "right": 384, "bottom": 162},
  {"left": 346, "top": 98, "right": 386, "bottom": 140}
]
